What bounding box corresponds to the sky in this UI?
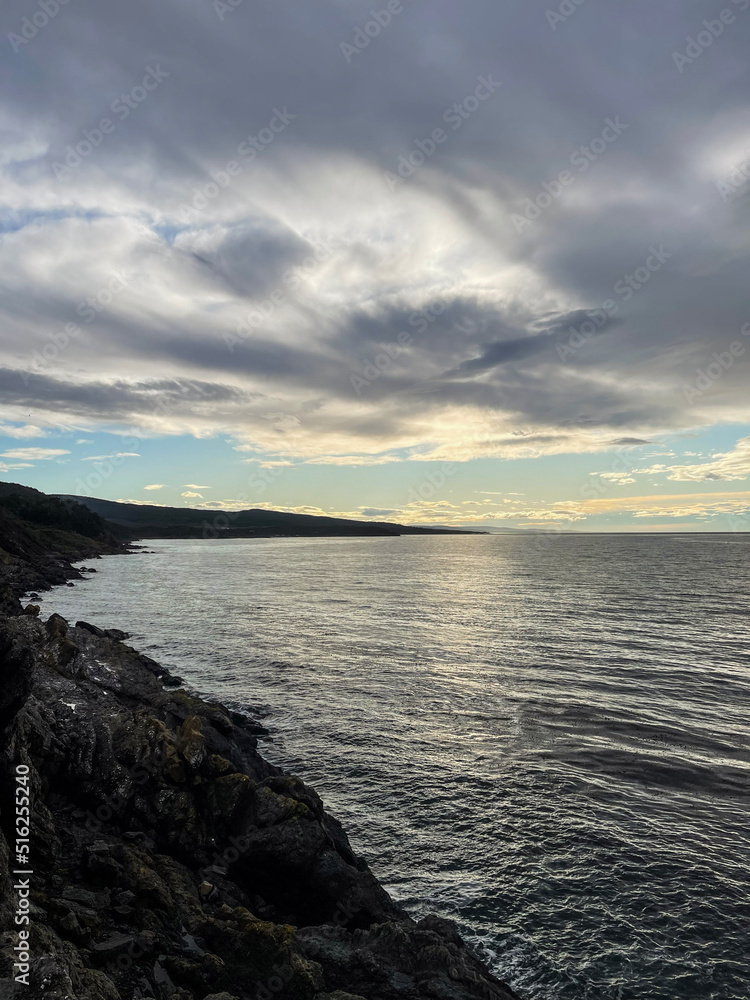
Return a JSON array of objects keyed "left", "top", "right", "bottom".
[{"left": 1, "top": 0, "right": 749, "bottom": 532}]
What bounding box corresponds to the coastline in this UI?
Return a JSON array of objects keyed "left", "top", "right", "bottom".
[
  {"left": 0, "top": 498, "right": 130, "bottom": 602},
  {"left": 0, "top": 532, "right": 521, "bottom": 1000}
]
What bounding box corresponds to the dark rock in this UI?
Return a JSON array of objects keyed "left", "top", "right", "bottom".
[
  {"left": 163, "top": 675, "right": 186, "bottom": 689},
  {"left": 114, "top": 890, "right": 136, "bottom": 906},
  {"left": 76, "top": 620, "right": 105, "bottom": 637},
  {"left": 104, "top": 627, "right": 130, "bottom": 641},
  {"left": 298, "top": 918, "right": 521, "bottom": 1000},
  {"left": 91, "top": 933, "right": 137, "bottom": 960},
  {"left": 46, "top": 613, "right": 69, "bottom": 638},
  {"left": 78, "top": 621, "right": 131, "bottom": 642},
  {"left": 85, "top": 848, "right": 124, "bottom": 885},
  {"left": 229, "top": 708, "right": 270, "bottom": 738},
  {"left": 58, "top": 910, "right": 81, "bottom": 934},
  {"left": 0, "top": 620, "right": 34, "bottom": 751},
  {"left": 137, "top": 653, "right": 170, "bottom": 678},
  {"left": 61, "top": 886, "right": 101, "bottom": 908},
  {"left": 0, "top": 586, "right": 23, "bottom": 617},
  {"left": 63, "top": 900, "right": 99, "bottom": 927}
]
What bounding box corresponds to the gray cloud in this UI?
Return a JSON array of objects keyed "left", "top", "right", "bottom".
[
  {"left": 0, "top": 0, "right": 749, "bottom": 460},
  {"left": 0, "top": 369, "right": 259, "bottom": 424}
]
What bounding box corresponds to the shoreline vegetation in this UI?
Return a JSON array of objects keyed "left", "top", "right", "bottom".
[{"left": 0, "top": 483, "right": 519, "bottom": 1000}]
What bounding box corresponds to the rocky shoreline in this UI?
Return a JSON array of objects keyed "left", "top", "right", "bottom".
[
  {"left": 0, "top": 499, "right": 128, "bottom": 601},
  {"left": 0, "top": 524, "right": 522, "bottom": 1000}
]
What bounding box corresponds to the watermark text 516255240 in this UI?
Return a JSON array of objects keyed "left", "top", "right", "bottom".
[{"left": 13, "top": 763, "right": 33, "bottom": 985}]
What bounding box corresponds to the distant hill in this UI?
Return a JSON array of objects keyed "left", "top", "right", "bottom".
[
  {"left": 56, "top": 494, "right": 481, "bottom": 539},
  {"left": 0, "top": 481, "right": 114, "bottom": 541}
]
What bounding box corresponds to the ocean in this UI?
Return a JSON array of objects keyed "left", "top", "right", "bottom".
[{"left": 42, "top": 533, "right": 750, "bottom": 1000}]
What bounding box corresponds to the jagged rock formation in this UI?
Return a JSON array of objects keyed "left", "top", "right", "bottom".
[{"left": 0, "top": 602, "right": 522, "bottom": 1000}]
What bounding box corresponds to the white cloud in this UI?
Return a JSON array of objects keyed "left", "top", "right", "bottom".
[
  {"left": 576, "top": 490, "right": 750, "bottom": 521},
  {"left": 115, "top": 498, "right": 169, "bottom": 506},
  {"left": 592, "top": 471, "right": 637, "bottom": 485},
  {"left": 0, "top": 424, "right": 47, "bottom": 439},
  {"left": 0, "top": 461, "right": 33, "bottom": 472},
  {"left": 597, "top": 437, "right": 750, "bottom": 484},
  {"left": 649, "top": 437, "right": 750, "bottom": 482},
  {"left": 182, "top": 491, "right": 203, "bottom": 498},
  {"left": 303, "top": 454, "right": 402, "bottom": 467},
  {"left": 168, "top": 487, "right": 750, "bottom": 529},
  {"left": 0, "top": 447, "right": 69, "bottom": 460},
  {"left": 144, "top": 484, "right": 167, "bottom": 490},
  {"left": 81, "top": 452, "right": 140, "bottom": 461},
  {"left": 183, "top": 483, "right": 211, "bottom": 489}
]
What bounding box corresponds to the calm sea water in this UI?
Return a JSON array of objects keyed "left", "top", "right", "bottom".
[{"left": 43, "top": 534, "right": 750, "bottom": 1000}]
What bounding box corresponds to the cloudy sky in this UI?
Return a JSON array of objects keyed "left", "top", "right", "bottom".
[{"left": 1, "top": 0, "right": 749, "bottom": 530}]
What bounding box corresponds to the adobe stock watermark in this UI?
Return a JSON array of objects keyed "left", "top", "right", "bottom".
[
  {"left": 13, "top": 764, "right": 33, "bottom": 986},
  {"left": 408, "top": 462, "right": 457, "bottom": 504},
  {"left": 21, "top": 272, "right": 130, "bottom": 383},
  {"left": 350, "top": 333, "right": 413, "bottom": 395},
  {"left": 681, "top": 321, "right": 750, "bottom": 402},
  {"left": 556, "top": 245, "right": 673, "bottom": 361},
  {"left": 384, "top": 74, "right": 502, "bottom": 190},
  {"left": 512, "top": 117, "right": 629, "bottom": 233},
  {"left": 52, "top": 66, "right": 170, "bottom": 180},
  {"left": 349, "top": 280, "right": 466, "bottom": 395},
  {"left": 73, "top": 385, "right": 198, "bottom": 497},
  {"left": 177, "top": 107, "right": 296, "bottom": 224},
  {"left": 225, "top": 235, "right": 351, "bottom": 352},
  {"left": 726, "top": 510, "right": 750, "bottom": 533},
  {"left": 200, "top": 420, "right": 307, "bottom": 537},
  {"left": 200, "top": 466, "right": 287, "bottom": 539},
  {"left": 546, "top": 0, "right": 590, "bottom": 32},
  {"left": 672, "top": 1, "right": 748, "bottom": 73},
  {"left": 7, "top": 0, "right": 71, "bottom": 54},
  {"left": 716, "top": 154, "right": 750, "bottom": 203},
  {"left": 339, "top": 0, "right": 415, "bottom": 63},
  {"left": 213, "top": 0, "right": 247, "bottom": 20},
  {"left": 528, "top": 445, "right": 638, "bottom": 552},
  {"left": 73, "top": 437, "right": 141, "bottom": 496}
]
